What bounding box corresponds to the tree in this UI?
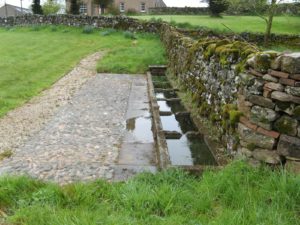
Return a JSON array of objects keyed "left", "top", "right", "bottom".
[
  {"left": 94, "top": 0, "right": 113, "bottom": 14},
  {"left": 70, "top": 0, "right": 79, "bottom": 15},
  {"left": 32, "top": 0, "right": 43, "bottom": 14},
  {"left": 208, "top": 0, "right": 229, "bottom": 17},
  {"left": 42, "top": 0, "right": 61, "bottom": 15}
]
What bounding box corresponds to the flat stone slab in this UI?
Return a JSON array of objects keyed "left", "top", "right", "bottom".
[
  {"left": 0, "top": 73, "right": 151, "bottom": 184},
  {"left": 113, "top": 76, "right": 158, "bottom": 180}
]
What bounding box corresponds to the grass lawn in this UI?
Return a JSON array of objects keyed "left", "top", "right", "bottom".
[
  {"left": 0, "top": 26, "right": 166, "bottom": 117},
  {"left": 0, "top": 161, "right": 299, "bottom": 225},
  {"left": 133, "top": 15, "right": 300, "bottom": 35}
]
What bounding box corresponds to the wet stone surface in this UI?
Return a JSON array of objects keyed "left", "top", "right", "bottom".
[{"left": 0, "top": 73, "right": 149, "bottom": 184}]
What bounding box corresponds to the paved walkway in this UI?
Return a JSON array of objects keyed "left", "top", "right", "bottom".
[{"left": 0, "top": 54, "right": 156, "bottom": 184}]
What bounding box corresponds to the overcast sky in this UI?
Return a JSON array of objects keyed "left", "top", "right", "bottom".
[{"left": 0, "top": 0, "right": 296, "bottom": 10}]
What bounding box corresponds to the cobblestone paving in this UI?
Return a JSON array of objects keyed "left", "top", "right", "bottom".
[
  {"left": 0, "top": 52, "right": 103, "bottom": 154},
  {"left": 0, "top": 74, "right": 138, "bottom": 184}
]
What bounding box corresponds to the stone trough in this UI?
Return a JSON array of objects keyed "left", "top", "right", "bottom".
[{"left": 148, "top": 65, "right": 218, "bottom": 172}]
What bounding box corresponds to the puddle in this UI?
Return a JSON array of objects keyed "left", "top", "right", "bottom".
[
  {"left": 151, "top": 72, "right": 217, "bottom": 166},
  {"left": 157, "top": 101, "right": 186, "bottom": 113},
  {"left": 167, "top": 135, "right": 217, "bottom": 166},
  {"left": 126, "top": 117, "right": 153, "bottom": 143},
  {"left": 155, "top": 91, "right": 178, "bottom": 99},
  {"left": 161, "top": 115, "right": 197, "bottom": 134}
]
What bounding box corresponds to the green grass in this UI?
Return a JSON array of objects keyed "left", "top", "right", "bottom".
[
  {"left": 0, "top": 26, "right": 166, "bottom": 117},
  {"left": 133, "top": 15, "right": 300, "bottom": 35},
  {"left": 0, "top": 161, "right": 299, "bottom": 225}
]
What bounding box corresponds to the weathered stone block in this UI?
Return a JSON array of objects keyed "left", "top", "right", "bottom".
[
  {"left": 293, "top": 105, "right": 300, "bottom": 120},
  {"left": 257, "top": 127, "right": 280, "bottom": 139},
  {"left": 268, "top": 69, "right": 289, "bottom": 79},
  {"left": 253, "top": 148, "right": 281, "bottom": 164},
  {"left": 249, "top": 68, "right": 263, "bottom": 77},
  {"left": 290, "top": 74, "right": 300, "bottom": 81},
  {"left": 277, "top": 134, "right": 300, "bottom": 159},
  {"left": 264, "top": 82, "right": 284, "bottom": 91},
  {"left": 270, "top": 55, "right": 282, "bottom": 71},
  {"left": 245, "top": 79, "right": 264, "bottom": 96},
  {"left": 240, "top": 116, "right": 258, "bottom": 131},
  {"left": 285, "top": 160, "right": 300, "bottom": 174},
  {"left": 238, "top": 95, "right": 252, "bottom": 118},
  {"left": 247, "top": 53, "right": 271, "bottom": 74},
  {"left": 275, "top": 103, "right": 294, "bottom": 116},
  {"left": 279, "top": 78, "right": 295, "bottom": 87},
  {"left": 238, "top": 123, "right": 276, "bottom": 149},
  {"left": 250, "top": 105, "right": 279, "bottom": 130},
  {"left": 271, "top": 91, "right": 300, "bottom": 104},
  {"left": 263, "top": 74, "right": 278, "bottom": 83},
  {"left": 281, "top": 53, "right": 300, "bottom": 74},
  {"left": 263, "top": 89, "right": 272, "bottom": 98},
  {"left": 274, "top": 115, "right": 298, "bottom": 136},
  {"left": 249, "top": 95, "right": 275, "bottom": 109},
  {"left": 237, "top": 147, "right": 253, "bottom": 158},
  {"left": 285, "top": 86, "right": 300, "bottom": 97}
]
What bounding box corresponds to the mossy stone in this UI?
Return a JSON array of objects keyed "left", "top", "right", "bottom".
[{"left": 274, "top": 115, "right": 298, "bottom": 136}]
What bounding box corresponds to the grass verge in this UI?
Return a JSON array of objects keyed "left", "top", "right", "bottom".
[
  {"left": 0, "top": 161, "right": 299, "bottom": 225},
  {"left": 0, "top": 25, "right": 166, "bottom": 117}
]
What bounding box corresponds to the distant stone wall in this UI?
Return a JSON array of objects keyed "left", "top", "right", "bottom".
[
  {"left": 149, "top": 7, "right": 209, "bottom": 15},
  {"left": 0, "top": 14, "right": 161, "bottom": 33},
  {"left": 159, "top": 24, "right": 300, "bottom": 171},
  {"left": 180, "top": 29, "right": 300, "bottom": 46}
]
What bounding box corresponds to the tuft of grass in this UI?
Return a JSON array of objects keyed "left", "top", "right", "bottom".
[
  {"left": 82, "top": 25, "right": 94, "bottom": 34},
  {"left": 0, "top": 149, "right": 13, "bottom": 161},
  {"left": 123, "top": 31, "right": 137, "bottom": 39},
  {"left": 0, "top": 161, "right": 299, "bottom": 224}
]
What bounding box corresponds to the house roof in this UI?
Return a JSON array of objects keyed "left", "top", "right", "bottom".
[{"left": 0, "top": 3, "right": 31, "bottom": 13}]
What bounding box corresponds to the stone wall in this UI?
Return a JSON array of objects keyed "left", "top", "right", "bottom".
[
  {"left": 238, "top": 52, "right": 300, "bottom": 169},
  {"left": 148, "top": 7, "right": 209, "bottom": 15},
  {"left": 159, "top": 24, "right": 300, "bottom": 170},
  {"left": 0, "top": 15, "right": 161, "bottom": 33}
]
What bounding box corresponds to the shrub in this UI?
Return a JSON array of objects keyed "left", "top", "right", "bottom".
[
  {"left": 209, "top": 0, "right": 229, "bottom": 17},
  {"left": 42, "top": 0, "right": 61, "bottom": 15}
]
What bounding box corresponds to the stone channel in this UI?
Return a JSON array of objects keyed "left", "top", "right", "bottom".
[{"left": 148, "top": 66, "right": 217, "bottom": 169}]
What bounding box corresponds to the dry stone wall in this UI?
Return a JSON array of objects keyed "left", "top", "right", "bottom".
[
  {"left": 0, "top": 15, "right": 161, "bottom": 33},
  {"left": 160, "top": 24, "right": 300, "bottom": 171},
  {"left": 238, "top": 52, "right": 300, "bottom": 169}
]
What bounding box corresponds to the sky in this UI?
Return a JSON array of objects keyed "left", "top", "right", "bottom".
[{"left": 0, "top": 0, "right": 297, "bottom": 10}]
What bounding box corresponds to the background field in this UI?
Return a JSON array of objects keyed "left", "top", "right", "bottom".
[
  {"left": 0, "top": 26, "right": 165, "bottom": 117},
  {"left": 133, "top": 15, "right": 300, "bottom": 35}
]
